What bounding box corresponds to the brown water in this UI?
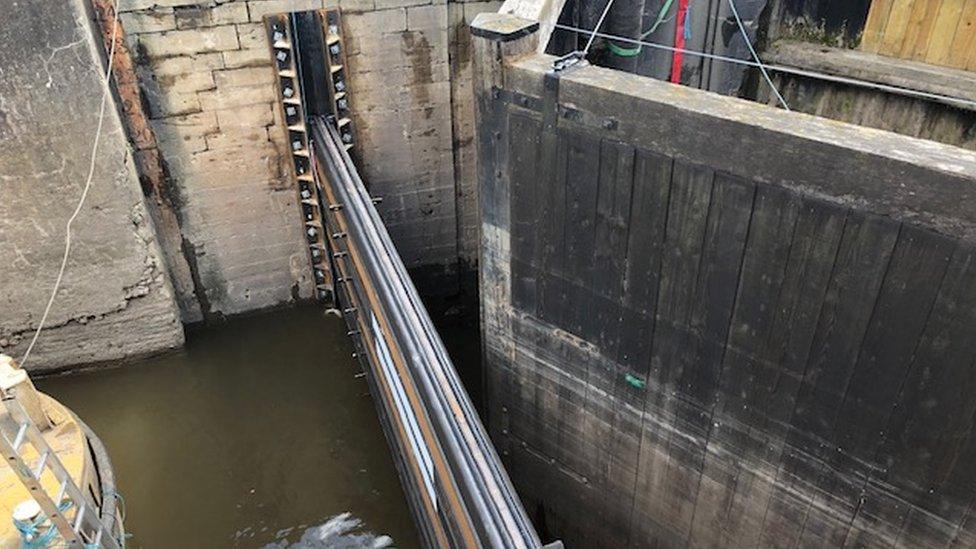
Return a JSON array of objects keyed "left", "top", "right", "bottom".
[{"left": 37, "top": 306, "right": 421, "bottom": 548}]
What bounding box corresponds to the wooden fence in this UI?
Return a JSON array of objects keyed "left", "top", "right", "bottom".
[{"left": 861, "top": 0, "right": 976, "bottom": 70}]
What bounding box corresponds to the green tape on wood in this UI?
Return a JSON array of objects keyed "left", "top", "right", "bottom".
[{"left": 625, "top": 373, "right": 646, "bottom": 389}]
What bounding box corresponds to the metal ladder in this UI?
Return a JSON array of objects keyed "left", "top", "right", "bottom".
[{"left": 0, "top": 393, "right": 120, "bottom": 548}]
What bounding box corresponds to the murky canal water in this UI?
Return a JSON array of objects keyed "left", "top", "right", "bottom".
[{"left": 37, "top": 306, "right": 421, "bottom": 548}]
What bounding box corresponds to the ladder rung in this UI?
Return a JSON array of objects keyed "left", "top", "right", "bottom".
[
  {"left": 57, "top": 478, "right": 68, "bottom": 502},
  {"left": 12, "top": 423, "right": 27, "bottom": 451},
  {"left": 73, "top": 503, "right": 86, "bottom": 532},
  {"left": 33, "top": 450, "right": 49, "bottom": 479}
]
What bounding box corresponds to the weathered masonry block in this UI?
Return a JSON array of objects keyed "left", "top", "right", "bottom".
[
  {"left": 119, "top": 0, "right": 322, "bottom": 317},
  {"left": 473, "top": 12, "right": 976, "bottom": 549},
  {"left": 0, "top": 0, "right": 184, "bottom": 370},
  {"left": 115, "top": 0, "right": 475, "bottom": 307}
]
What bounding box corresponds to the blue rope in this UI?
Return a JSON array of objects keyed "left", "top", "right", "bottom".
[
  {"left": 13, "top": 501, "right": 73, "bottom": 548},
  {"left": 12, "top": 493, "right": 128, "bottom": 549}
]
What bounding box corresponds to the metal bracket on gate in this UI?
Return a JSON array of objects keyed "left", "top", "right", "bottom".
[{"left": 542, "top": 51, "right": 587, "bottom": 133}]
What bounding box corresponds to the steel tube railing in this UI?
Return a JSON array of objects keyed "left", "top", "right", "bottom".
[{"left": 310, "top": 117, "right": 540, "bottom": 548}]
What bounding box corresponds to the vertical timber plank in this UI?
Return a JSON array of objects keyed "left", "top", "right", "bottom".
[
  {"left": 879, "top": 0, "right": 918, "bottom": 57},
  {"left": 877, "top": 243, "right": 976, "bottom": 547},
  {"left": 537, "top": 134, "right": 570, "bottom": 327},
  {"left": 925, "top": 0, "right": 966, "bottom": 65},
  {"left": 590, "top": 139, "right": 636, "bottom": 358},
  {"left": 510, "top": 112, "right": 544, "bottom": 315},
  {"left": 827, "top": 225, "right": 955, "bottom": 548},
  {"left": 899, "top": 0, "right": 943, "bottom": 60},
  {"left": 629, "top": 160, "right": 715, "bottom": 547},
  {"left": 666, "top": 172, "right": 755, "bottom": 547},
  {"left": 562, "top": 129, "right": 602, "bottom": 339},
  {"left": 948, "top": 0, "right": 976, "bottom": 69},
  {"left": 862, "top": 0, "right": 896, "bottom": 53},
  {"left": 688, "top": 185, "right": 801, "bottom": 548},
  {"left": 780, "top": 212, "right": 900, "bottom": 547},
  {"left": 602, "top": 149, "right": 672, "bottom": 548},
  {"left": 755, "top": 197, "right": 850, "bottom": 548}
]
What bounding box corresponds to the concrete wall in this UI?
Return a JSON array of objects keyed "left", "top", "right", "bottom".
[
  {"left": 0, "top": 0, "right": 184, "bottom": 370},
  {"left": 343, "top": 0, "right": 499, "bottom": 279},
  {"left": 474, "top": 27, "right": 976, "bottom": 547},
  {"left": 449, "top": 0, "right": 503, "bottom": 267}
]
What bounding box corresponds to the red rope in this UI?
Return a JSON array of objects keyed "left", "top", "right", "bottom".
[{"left": 670, "top": 0, "right": 690, "bottom": 83}]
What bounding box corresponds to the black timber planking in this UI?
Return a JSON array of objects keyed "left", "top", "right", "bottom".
[
  {"left": 653, "top": 170, "right": 756, "bottom": 546},
  {"left": 562, "top": 129, "right": 602, "bottom": 338},
  {"left": 764, "top": 212, "right": 900, "bottom": 547},
  {"left": 864, "top": 242, "right": 976, "bottom": 547},
  {"left": 833, "top": 228, "right": 955, "bottom": 468},
  {"left": 819, "top": 225, "right": 956, "bottom": 548},
  {"left": 629, "top": 159, "right": 716, "bottom": 547},
  {"left": 589, "top": 139, "right": 634, "bottom": 357},
  {"left": 688, "top": 184, "right": 802, "bottom": 548},
  {"left": 509, "top": 112, "right": 543, "bottom": 315},
  {"left": 605, "top": 147, "right": 672, "bottom": 548},
  {"left": 752, "top": 197, "right": 851, "bottom": 549},
  {"left": 484, "top": 64, "right": 976, "bottom": 547},
  {"left": 536, "top": 131, "right": 570, "bottom": 328}
]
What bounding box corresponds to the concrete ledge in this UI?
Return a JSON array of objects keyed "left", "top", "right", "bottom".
[
  {"left": 470, "top": 13, "right": 538, "bottom": 42},
  {"left": 766, "top": 40, "right": 976, "bottom": 111}
]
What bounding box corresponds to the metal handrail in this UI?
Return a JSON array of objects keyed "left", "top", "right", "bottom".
[{"left": 310, "top": 117, "right": 539, "bottom": 548}]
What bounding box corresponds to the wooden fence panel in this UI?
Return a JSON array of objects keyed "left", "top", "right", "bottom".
[{"left": 861, "top": 0, "right": 976, "bottom": 70}]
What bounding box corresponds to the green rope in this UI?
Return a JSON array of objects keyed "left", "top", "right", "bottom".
[{"left": 606, "top": 0, "right": 675, "bottom": 57}]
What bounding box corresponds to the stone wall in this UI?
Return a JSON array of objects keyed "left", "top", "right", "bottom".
[
  {"left": 0, "top": 0, "right": 184, "bottom": 370},
  {"left": 1, "top": 0, "right": 501, "bottom": 369},
  {"left": 118, "top": 0, "right": 316, "bottom": 318},
  {"left": 114, "top": 0, "right": 496, "bottom": 304}
]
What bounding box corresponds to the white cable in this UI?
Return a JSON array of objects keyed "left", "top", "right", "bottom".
[
  {"left": 727, "top": 0, "right": 790, "bottom": 110},
  {"left": 583, "top": 0, "right": 619, "bottom": 56},
  {"left": 21, "top": 0, "right": 122, "bottom": 367},
  {"left": 554, "top": 24, "right": 976, "bottom": 110}
]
